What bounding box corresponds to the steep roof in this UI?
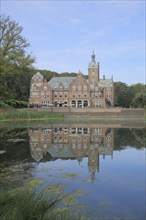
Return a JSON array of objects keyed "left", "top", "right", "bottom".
[
  {"left": 98, "top": 79, "right": 113, "bottom": 88},
  {"left": 32, "top": 72, "right": 43, "bottom": 79},
  {"left": 88, "top": 51, "right": 99, "bottom": 68},
  {"left": 48, "top": 77, "right": 76, "bottom": 89}
]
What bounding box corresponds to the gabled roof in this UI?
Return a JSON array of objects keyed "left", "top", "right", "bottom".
[
  {"left": 98, "top": 79, "right": 113, "bottom": 88},
  {"left": 32, "top": 72, "right": 44, "bottom": 79},
  {"left": 48, "top": 77, "right": 76, "bottom": 89}
]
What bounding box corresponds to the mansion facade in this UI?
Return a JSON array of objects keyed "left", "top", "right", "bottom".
[{"left": 29, "top": 52, "right": 114, "bottom": 108}]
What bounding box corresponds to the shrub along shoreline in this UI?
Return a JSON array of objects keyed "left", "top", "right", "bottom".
[{"left": 0, "top": 108, "right": 64, "bottom": 121}]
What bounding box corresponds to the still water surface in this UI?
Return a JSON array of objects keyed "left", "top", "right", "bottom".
[{"left": 0, "top": 121, "right": 145, "bottom": 219}]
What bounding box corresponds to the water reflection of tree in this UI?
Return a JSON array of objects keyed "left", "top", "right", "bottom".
[
  {"left": 114, "top": 128, "right": 146, "bottom": 150},
  {"left": 0, "top": 128, "right": 29, "bottom": 165}
]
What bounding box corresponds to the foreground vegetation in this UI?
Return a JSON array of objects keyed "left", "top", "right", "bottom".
[
  {"left": 0, "top": 187, "right": 87, "bottom": 220},
  {"left": 0, "top": 108, "right": 64, "bottom": 121},
  {"left": 0, "top": 185, "right": 139, "bottom": 220}
]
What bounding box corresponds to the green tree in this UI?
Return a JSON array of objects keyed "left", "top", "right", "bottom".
[
  {"left": 0, "top": 15, "right": 35, "bottom": 101},
  {"left": 129, "top": 83, "right": 145, "bottom": 94},
  {"left": 132, "top": 89, "right": 146, "bottom": 108},
  {"left": 114, "top": 82, "right": 133, "bottom": 107},
  {"left": 0, "top": 15, "right": 35, "bottom": 71},
  {"left": 114, "top": 82, "right": 145, "bottom": 108}
]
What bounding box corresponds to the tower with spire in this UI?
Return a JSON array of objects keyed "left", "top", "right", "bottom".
[{"left": 88, "top": 50, "right": 100, "bottom": 90}]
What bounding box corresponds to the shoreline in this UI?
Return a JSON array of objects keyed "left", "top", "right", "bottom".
[{"left": 0, "top": 107, "right": 145, "bottom": 122}]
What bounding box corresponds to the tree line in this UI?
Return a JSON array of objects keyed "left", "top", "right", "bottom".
[{"left": 0, "top": 15, "right": 145, "bottom": 108}]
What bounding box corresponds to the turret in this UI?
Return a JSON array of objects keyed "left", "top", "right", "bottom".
[{"left": 88, "top": 51, "right": 100, "bottom": 89}]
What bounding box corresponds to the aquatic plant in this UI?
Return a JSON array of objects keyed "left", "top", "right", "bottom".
[{"left": 0, "top": 187, "right": 88, "bottom": 220}]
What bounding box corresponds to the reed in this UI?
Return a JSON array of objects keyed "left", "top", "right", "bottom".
[
  {"left": 0, "top": 109, "right": 64, "bottom": 121},
  {"left": 0, "top": 188, "right": 87, "bottom": 220}
]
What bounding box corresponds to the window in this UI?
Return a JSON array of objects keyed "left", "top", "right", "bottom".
[
  {"left": 72, "top": 93, "right": 75, "bottom": 97},
  {"left": 72, "top": 86, "right": 76, "bottom": 90},
  {"left": 78, "top": 86, "right": 81, "bottom": 90},
  {"left": 94, "top": 128, "right": 101, "bottom": 134},
  {"left": 64, "top": 137, "right": 68, "bottom": 142},
  {"left": 107, "top": 92, "right": 110, "bottom": 97},
  {"left": 97, "top": 102, "right": 102, "bottom": 107},
  {"left": 106, "top": 136, "right": 111, "bottom": 141}
]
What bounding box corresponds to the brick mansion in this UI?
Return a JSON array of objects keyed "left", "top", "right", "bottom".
[{"left": 29, "top": 52, "right": 114, "bottom": 108}]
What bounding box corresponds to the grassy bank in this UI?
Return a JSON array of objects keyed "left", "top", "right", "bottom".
[
  {"left": 0, "top": 187, "right": 87, "bottom": 220},
  {"left": 0, "top": 109, "right": 64, "bottom": 121}
]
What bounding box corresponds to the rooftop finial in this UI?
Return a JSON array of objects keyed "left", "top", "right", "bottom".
[
  {"left": 91, "top": 50, "right": 95, "bottom": 62},
  {"left": 78, "top": 70, "right": 82, "bottom": 75}
]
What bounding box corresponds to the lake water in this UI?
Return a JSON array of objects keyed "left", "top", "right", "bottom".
[{"left": 0, "top": 120, "right": 145, "bottom": 219}]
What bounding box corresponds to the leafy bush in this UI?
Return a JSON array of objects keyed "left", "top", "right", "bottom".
[
  {"left": 5, "top": 100, "right": 28, "bottom": 108},
  {"left": 0, "top": 101, "right": 13, "bottom": 111}
]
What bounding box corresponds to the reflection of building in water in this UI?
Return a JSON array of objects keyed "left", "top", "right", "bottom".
[
  {"left": 29, "top": 128, "right": 52, "bottom": 162},
  {"left": 29, "top": 125, "right": 114, "bottom": 179}
]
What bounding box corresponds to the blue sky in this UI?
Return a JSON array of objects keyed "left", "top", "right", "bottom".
[{"left": 1, "top": 0, "right": 145, "bottom": 85}]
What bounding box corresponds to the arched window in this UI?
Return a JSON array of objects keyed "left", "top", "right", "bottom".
[
  {"left": 83, "top": 100, "right": 88, "bottom": 107},
  {"left": 77, "top": 100, "right": 82, "bottom": 108},
  {"left": 71, "top": 100, "right": 76, "bottom": 107},
  {"left": 54, "top": 102, "right": 57, "bottom": 107}
]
